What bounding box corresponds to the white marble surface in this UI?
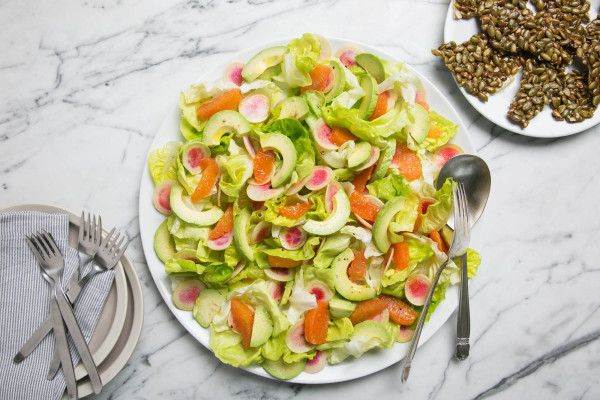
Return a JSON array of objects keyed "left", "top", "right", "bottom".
[{"left": 2, "top": 0, "right": 600, "bottom": 399}]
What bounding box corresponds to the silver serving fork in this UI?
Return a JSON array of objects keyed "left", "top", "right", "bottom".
[{"left": 455, "top": 183, "right": 472, "bottom": 360}]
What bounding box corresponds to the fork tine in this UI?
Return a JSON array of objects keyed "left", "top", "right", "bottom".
[
  {"left": 79, "top": 212, "right": 85, "bottom": 243},
  {"left": 89, "top": 213, "right": 95, "bottom": 242},
  {"left": 102, "top": 228, "right": 116, "bottom": 249},
  {"left": 95, "top": 216, "right": 102, "bottom": 245},
  {"left": 40, "top": 230, "right": 59, "bottom": 255},
  {"left": 33, "top": 233, "right": 51, "bottom": 257},
  {"left": 108, "top": 232, "right": 121, "bottom": 252},
  {"left": 26, "top": 236, "right": 45, "bottom": 261},
  {"left": 112, "top": 235, "right": 125, "bottom": 254},
  {"left": 115, "top": 237, "right": 129, "bottom": 260}
]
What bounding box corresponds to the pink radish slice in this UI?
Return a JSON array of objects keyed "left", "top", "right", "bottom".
[
  {"left": 433, "top": 144, "right": 464, "bottom": 169},
  {"left": 243, "top": 136, "right": 256, "bottom": 158},
  {"left": 341, "top": 182, "right": 355, "bottom": 197},
  {"left": 397, "top": 326, "right": 415, "bottom": 343},
  {"left": 239, "top": 94, "right": 270, "bottom": 124},
  {"left": 285, "top": 318, "right": 315, "bottom": 353},
  {"left": 334, "top": 45, "right": 363, "bottom": 68},
  {"left": 356, "top": 146, "right": 381, "bottom": 171},
  {"left": 415, "top": 84, "right": 427, "bottom": 104},
  {"left": 304, "top": 350, "right": 327, "bottom": 374},
  {"left": 304, "top": 280, "right": 333, "bottom": 302},
  {"left": 264, "top": 267, "right": 295, "bottom": 282},
  {"left": 224, "top": 260, "right": 247, "bottom": 283},
  {"left": 223, "top": 61, "right": 245, "bottom": 86},
  {"left": 370, "top": 308, "right": 390, "bottom": 324},
  {"left": 325, "top": 181, "right": 343, "bottom": 213},
  {"left": 382, "top": 247, "right": 395, "bottom": 272},
  {"left": 315, "top": 35, "right": 332, "bottom": 60},
  {"left": 386, "top": 90, "right": 398, "bottom": 110},
  {"left": 152, "top": 179, "right": 176, "bottom": 215},
  {"left": 172, "top": 279, "right": 206, "bottom": 311},
  {"left": 280, "top": 226, "right": 307, "bottom": 250},
  {"left": 286, "top": 175, "right": 310, "bottom": 195},
  {"left": 251, "top": 200, "right": 265, "bottom": 211},
  {"left": 311, "top": 118, "right": 338, "bottom": 150},
  {"left": 405, "top": 273, "right": 432, "bottom": 306},
  {"left": 174, "top": 249, "right": 199, "bottom": 263},
  {"left": 182, "top": 143, "right": 211, "bottom": 175},
  {"left": 267, "top": 280, "right": 286, "bottom": 303},
  {"left": 250, "top": 221, "right": 271, "bottom": 244},
  {"left": 305, "top": 166, "right": 333, "bottom": 191},
  {"left": 246, "top": 183, "right": 285, "bottom": 201},
  {"left": 207, "top": 229, "right": 233, "bottom": 251}
]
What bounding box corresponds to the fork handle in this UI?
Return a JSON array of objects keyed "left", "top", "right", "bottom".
[
  {"left": 50, "top": 290, "right": 78, "bottom": 400},
  {"left": 401, "top": 257, "right": 451, "bottom": 382},
  {"left": 456, "top": 252, "right": 470, "bottom": 361}
]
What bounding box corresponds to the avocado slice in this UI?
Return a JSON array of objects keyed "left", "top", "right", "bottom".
[
  {"left": 352, "top": 320, "right": 391, "bottom": 344},
  {"left": 303, "top": 190, "right": 350, "bottom": 236},
  {"left": 170, "top": 184, "right": 224, "bottom": 226},
  {"left": 372, "top": 196, "right": 414, "bottom": 253},
  {"left": 153, "top": 219, "right": 177, "bottom": 263},
  {"left": 329, "top": 296, "right": 356, "bottom": 318},
  {"left": 348, "top": 141, "right": 372, "bottom": 170},
  {"left": 259, "top": 132, "right": 297, "bottom": 188},
  {"left": 332, "top": 248, "right": 377, "bottom": 301},
  {"left": 278, "top": 96, "right": 309, "bottom": 120},
  {"left": 202, "top": 110, "right": 251, "bottom": 147},
  {"left": 250, "top": 306, "right": 274, "bottom": 347},
  {"left": 407, "top": 103, "right": 430, "bottom": 144},
  {"left": 324, "top": 58, "right": 346, "bottom": 102},
  {"left": 262, "top": 358, "right": 306, "bottom": 380},
  {"left": 358, "top": 74, "right": 377, "bottom": 120},
  {"left": 234, "top": 207, "right": 254, "bottom": 261},
  {"left": 193, "top": 289, "right": 226, "bottom": 328},
  {"left": 355, "top": 53, "right": 386, "bottom": 84},
  {"left": 441, "top": 224, "right": 454, "bottom": 248},
  {"left": 242, "top": 46, "right": 288, "bottom": 82},
  {"left": 371, "top": 139, "right": 396, "bottom": 181}
]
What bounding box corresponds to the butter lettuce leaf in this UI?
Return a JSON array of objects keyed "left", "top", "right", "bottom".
[
  {"left": 420, "top": 178, "right": 453, "bottom": 234},
  {"left": 148, "top": 141, "right": 180, "bottom": 185}
]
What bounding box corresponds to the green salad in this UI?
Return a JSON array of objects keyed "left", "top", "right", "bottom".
[{"left": 148, "top": 33, "right": 481, "bottom": 380}]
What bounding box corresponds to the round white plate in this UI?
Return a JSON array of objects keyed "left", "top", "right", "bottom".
[
  {"left": 0, "top": 203, "right": 127, "bottom": 379},
  {"left": 139, "top": 37, "right": 483, "bottom": 383},
  {"left": 443, "top": 1, "right": 600, "bottom": 137}
]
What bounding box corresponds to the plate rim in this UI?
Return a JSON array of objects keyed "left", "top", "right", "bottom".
[
  {"left": 138, "top": 35, "right": 482, "bottom": 384},
  {"left": 443, "top": 1, "right": 600, "bottom": 137},
  {"left": 0, "top": 202, "right": 128, "bottom": 377}
]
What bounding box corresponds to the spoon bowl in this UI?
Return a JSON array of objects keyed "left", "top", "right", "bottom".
[{"left": 436, "top": 154, "right": 491, "bottom": 226}]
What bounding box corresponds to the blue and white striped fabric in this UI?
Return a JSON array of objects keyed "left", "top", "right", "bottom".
[{"left": 0, "top": 211, "right": 115, "bottom": 400}]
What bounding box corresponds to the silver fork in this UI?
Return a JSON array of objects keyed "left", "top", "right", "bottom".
[
  {"left": 455, "top": 183, "right": 472, "bottom": 360},
  {"left": 401, "top": 182, "right": 471, "bottom": 382},
  {"left": 27, "top": 231, "right": 103, "bottom": 395},
  {"left": 46, "top": 228, "right": 128, "bottom": 379}
]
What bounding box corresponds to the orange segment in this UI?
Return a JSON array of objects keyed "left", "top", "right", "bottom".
[
  {"left": 348, "top": 298, "right": 388, "bottom": 326},
  {"left": 379, "top": 294, "right": 418, "bottom": 326},
  {"left": 429, "top": 230, "right": 448, "bottom": 253},
  {"left": 253, "top": 149, "right": 276, "bottom": 185},
  {"left": 391, "top": 142, "right": 422, "bottom": 181},
  {"left": 347, "top": 249, "right": 367, "bottom": 284},
  {"left": 196, "top": 88, "right": 243, "bottom": 120},
  {"left": 350, "top": 191, "right": 380, "bottom": 222},
  {"left": 267, "top": 255, "right": 303, "bottom": 268},
  {"left": 412, "top": 214, "right": 422, "bottom": 233},
  {"left": 304, "top": 300, "right": 329, "bottom": 345},
  {"left": 427, "top": 125, "right": 443, "bottom": 138},
  {"left": 368, "top": 92, "right": 389, "bottom": 121},
  {"left": 352, "top": 165, "right": 375, "bottom": 194},
  {"left": 191, "top": 158, "right": 219, "bottom": 203},
  {"left": 277, "top": 201, "right": 313, "bottom": 219},
  {"left": 330, "top": 126, "right": 358, "bottom": 146},
  {"left": 415, "top": 97, "right": 430, "bottom": 112},
  {"left": 230, "top": 298, "right": 255, "bottom": 349},
  {"left": 209, "top": 203, "right": 234, "bottom": 240},
  {"left": 391, "top": 241, "right": 410, "bottom": 272},
  {"left": 301, "top": 64, "right": 333, "bottom": 93}
]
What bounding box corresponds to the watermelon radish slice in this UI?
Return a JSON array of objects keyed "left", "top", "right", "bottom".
[
  {"left": 415, "top": 84, "right": 427, "bottom": 104},
  {"left": 182, "top": 142, "right": 211, "bottom": 175},
  {"left": 285, "top": 318, "right": 315, "bottom": 353},
  {"left": 324, "top": 181, "right": 343, "bottom": 213},
  {"left": 397, "top": 326, "right": 415, "bottom": 343},
  {"left": 419, "top": 197, "right": 436, "bottom": 214},
  {"left": 267, "top": 280, "right": 286, "bottom": 303},
  {"left": 310, "top": 118, "right": 338, "bottom": 151},
  {"left": 304, "top": 350, "right": 327, "bottom": 374},
  {"left": 405, "top": 273, "right": 432, "bottom": 306},
  {"left": 382, "top": 247, "right": 395, "bottom": 272},
  {"left": 250, "top": 200, "right": 265, "bottom": 211},
  {"left": 152, "top": 179, "right": 176, "bottom": 215},
  {"left": 239, "top": 93, "right": 270, "bottom": 124},
  {"left": 305, "top": 166, "right": 333, "bottom": 191},
  {"left": 341, "top": 181, "right": 355, "bottom": 197},
  {"left": 433, "top": 144, "right": 464, "bottom": 170},
  {"left": 207, "top": 229, "right": 233, "bottom": 251},
  {"left": 385, "top": 89, "right": 398, "bottom": 110},
  {"left": 280, "top": 226, "right": 307, "bottom": 250},
  {"left": 304, "top": 280, "right": 333, "bottom": 303},
  {"left": 315, "top": 35, "right": 332, "bottom": 60},
  {"left": 334, "top": 44, "right": 363, "bottom": 68},
  {"left": 250, "top": 221, "right": 271, "bottom": 244},
  {"left": 370, "top": 308, "right": 390, "bottom": 324},
  {"left": 224, "top": 260, "right": 247, "bottom": 283},
  {"left": 356, "top": 146, "right": 381, "bottom": 171},
  {"left": 264, "top": 267, "right": 295, "bottom": 282},
  {"left": 243, "top": 136, "right": 256, "bottom": 158},
  {"left": 355, "top": 195, "right": 384, "bottom": 230},
  {"left": 286, "top": 175, "right": 310, "bottom": 195},
  {"left": 247, "top": 183, "right": 285, "bottom": 201},
  {"left": 223, "top": 61, "right": 245, "bottom": 86},
  {"left": 174, "top": 249, "right": 199, "bottom": 263},
  {"left": 172, "top": 279, "right": 206, "bottom": 311}
]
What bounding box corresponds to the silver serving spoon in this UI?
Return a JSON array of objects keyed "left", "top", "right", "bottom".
[{"left": 436, "top": 154, "right": 491, "bottom": 361}]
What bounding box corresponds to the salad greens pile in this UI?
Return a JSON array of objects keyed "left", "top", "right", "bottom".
[{"left": 149, "top": 33, "right": 481, "bottom": 380}]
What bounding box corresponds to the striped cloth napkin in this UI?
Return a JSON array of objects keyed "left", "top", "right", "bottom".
[{"left": 0, "top": 211, "right": 115, "bottom": 400}]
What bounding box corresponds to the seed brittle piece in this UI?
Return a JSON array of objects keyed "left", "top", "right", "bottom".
[
  {"left": 586, "top": 43, "right": 600, "bottom": 107},
  {"left": 454, "top": 0, "right": 483, "bottom": 19},
  {"left": 550, "top": 69, "right": 595, "bottom": 122}
]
